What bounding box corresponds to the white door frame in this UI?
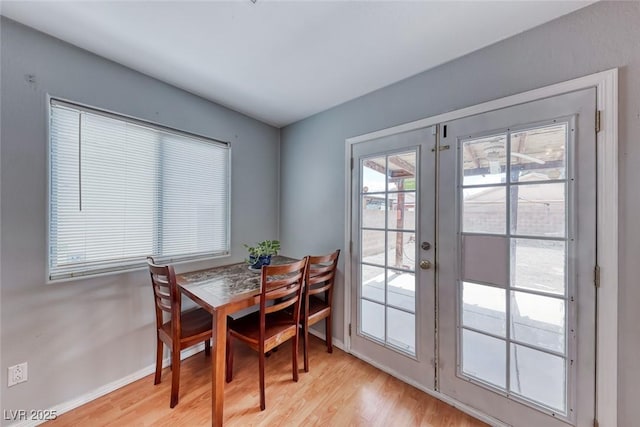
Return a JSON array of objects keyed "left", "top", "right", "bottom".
[{"left": 344, "top": 68, "right": 618, "bottom": 427}]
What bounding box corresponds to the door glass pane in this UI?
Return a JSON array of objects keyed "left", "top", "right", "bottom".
[
  {"left": 387, "top": 231, "right": 415, "bottom": 270},
  {"left": 361, "top": 230, "right": 385, "bottom": 265},
  {"left": 361, "top": 264, "right": 385, "bottom": 304},
  {"left": 358, "top": 148, "right": 419, "bottom": 358},
  {"left": 361, "top": 300, "right": 385, "bottom": 341},
  {"left": 362, "top": 195, "right": 386, "bottom": 228},
  {"left": 510, "top": 344, "right": 566, "bottom": 413},
  {"left": 510, "top": 183, "right": 565, "bottom": 237},
  {"left": 387, "top": 307, "right": 415, "bottom": 354},
  {"left": 462, "top": 134, "right": 507, "bottom": 186},
  {"left": 362, "top": 156, "right": 386, "bottom": 193},
  {"left": 462, "top": 282, "right": 506, "bottom": 337},
  {"left": 462, "top": 329, "right": 506, "bottom": 388},
  {"left": 511, "top": 291, "right": 565, "bottom": 353},
  {"left": 463, "top": 186, "right": 506, "bottom": 234},
  {"left": 387, "top": 192, "right": 416, "bottom": 230},
  {"left": 387, "top": 151, "right": 416, "bottom": 190},
  {"left": 387, "top": 270, "right": 415, "bottom": 312},
  {"left": 511, "top": 124, "right": 567, "bottom": 182},
  {"left": 512, "top": 238, "right": 565, "bottom": 295}
]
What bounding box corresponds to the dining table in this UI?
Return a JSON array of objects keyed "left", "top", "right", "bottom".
[{"left": 176, "top": 255, "right": 297, "bottom": 427}]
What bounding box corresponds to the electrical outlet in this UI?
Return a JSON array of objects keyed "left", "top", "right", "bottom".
[{"left": 7, "top": 362, "right": 28, "bottom": 387}]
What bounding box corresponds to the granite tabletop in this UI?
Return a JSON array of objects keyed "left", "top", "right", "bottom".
[{"left": 177, "top": 255, "right": 297, "bottom": 310}]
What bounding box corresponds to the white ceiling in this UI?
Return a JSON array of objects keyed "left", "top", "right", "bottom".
[{"left": 1, "top": 1, "right": 594, "bottom": 127}]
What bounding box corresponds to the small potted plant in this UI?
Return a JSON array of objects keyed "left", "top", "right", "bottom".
[{"left": 244, "top": 239, "right": 280, "bottom": 270}]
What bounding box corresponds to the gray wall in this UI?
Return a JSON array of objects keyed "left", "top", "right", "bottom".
[
  {"left": 0, "top": 17, "right": 280, "bottom": 420},
  {"left": 280, "top": 2, "right": 640, "bottom": 425}
]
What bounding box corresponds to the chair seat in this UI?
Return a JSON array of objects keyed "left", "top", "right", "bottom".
[
  {"left": 161, "top": 307, "right": 212, "bottom": 339},
  {"left": 229, "top": 311, "right": 297, "bottom": 351},
  {"left": 307, "top": 295, "right": 330, "bottom": 321}
]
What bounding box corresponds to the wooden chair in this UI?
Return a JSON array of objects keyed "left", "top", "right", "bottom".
[
  {"left": 302, "top": 250, "right": 340, "bottom": 372},
  {"left": 225, "top": 258, "right": 308, "bottom": 411},
  {"left": 147, "top": 257, "right": 212, "bottom": 408}
]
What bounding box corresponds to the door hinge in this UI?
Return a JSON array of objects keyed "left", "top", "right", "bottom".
[
  {"left": 593, "top": 418, "right": 599, "bottom": 427},
  {"left": 351, "top": 158, "right": 354, "bottom": 170},
  {"left": 594, "top": 265, "right": 601, "bottom": 288},
  {"left": 349, "top": 240, "right": 353, "bottom": 254},
  {"left": 348, "top": 323, "right": 352, "bottom": 336},
  {"left": 596, "top": 110, "right": 601, "bottom": 133}
]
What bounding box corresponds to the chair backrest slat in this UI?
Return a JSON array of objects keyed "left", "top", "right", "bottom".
[
  {"left": 266, "top": 283, "right": 301, "bottom": 300},
  {"left": 310, "top": 269, "right": 333, "bottom": 281},
  {"left": 308, "top": 282, "right": 331, "bottom": 296},
  {"left": 265, "top": 274, "right": 304, "bottom": 292},
  {"left": 265, "top": 294, "right": 299, "bottom": 314}
]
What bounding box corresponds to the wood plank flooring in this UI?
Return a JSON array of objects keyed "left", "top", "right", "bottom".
[{"left": 46, "top": 336, "right": 487, "bottom": 426}]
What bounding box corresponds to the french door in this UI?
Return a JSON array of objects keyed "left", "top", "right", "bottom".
[
  {"left": 350, "top": 126, "right": 436, "bottom": 388},
  {"left": 437, "top": 89, "right": 596, "bottom": 426},
  {"left": 349, "top": 89, "right": 596, "bottom": 426}
]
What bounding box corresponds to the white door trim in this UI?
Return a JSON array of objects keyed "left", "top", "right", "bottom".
[{"left": 344, "top": 68, "right": 618, "bottom": 427}]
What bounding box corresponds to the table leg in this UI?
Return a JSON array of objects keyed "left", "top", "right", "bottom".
[{"left": 212, "top": 310, "right": 226, "bottom": 427}]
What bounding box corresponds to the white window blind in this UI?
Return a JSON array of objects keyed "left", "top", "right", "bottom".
[{"left": 49, "top": 99, "right": 230, "bottom": 280}]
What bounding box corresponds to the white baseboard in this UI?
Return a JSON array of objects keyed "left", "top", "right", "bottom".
[{"left": 8, "top": 344, "right": 207, "bottom": 427}]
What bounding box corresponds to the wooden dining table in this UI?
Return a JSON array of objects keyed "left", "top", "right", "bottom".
[{"left": 176, "top": 255, "right": 296, "bottom": 427}]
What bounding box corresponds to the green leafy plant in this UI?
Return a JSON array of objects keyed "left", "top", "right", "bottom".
[{"left": 244, "top": 240, "right": 280, "bottom": 266}]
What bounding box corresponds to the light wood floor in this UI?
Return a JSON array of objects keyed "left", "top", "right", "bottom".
[{"left": 46, "top": 336, "right": 487, "bottom": 426}]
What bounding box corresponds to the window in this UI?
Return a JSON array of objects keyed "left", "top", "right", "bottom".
[{"left": 48, "top": 99, "right": 230, "bottom": 280}]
